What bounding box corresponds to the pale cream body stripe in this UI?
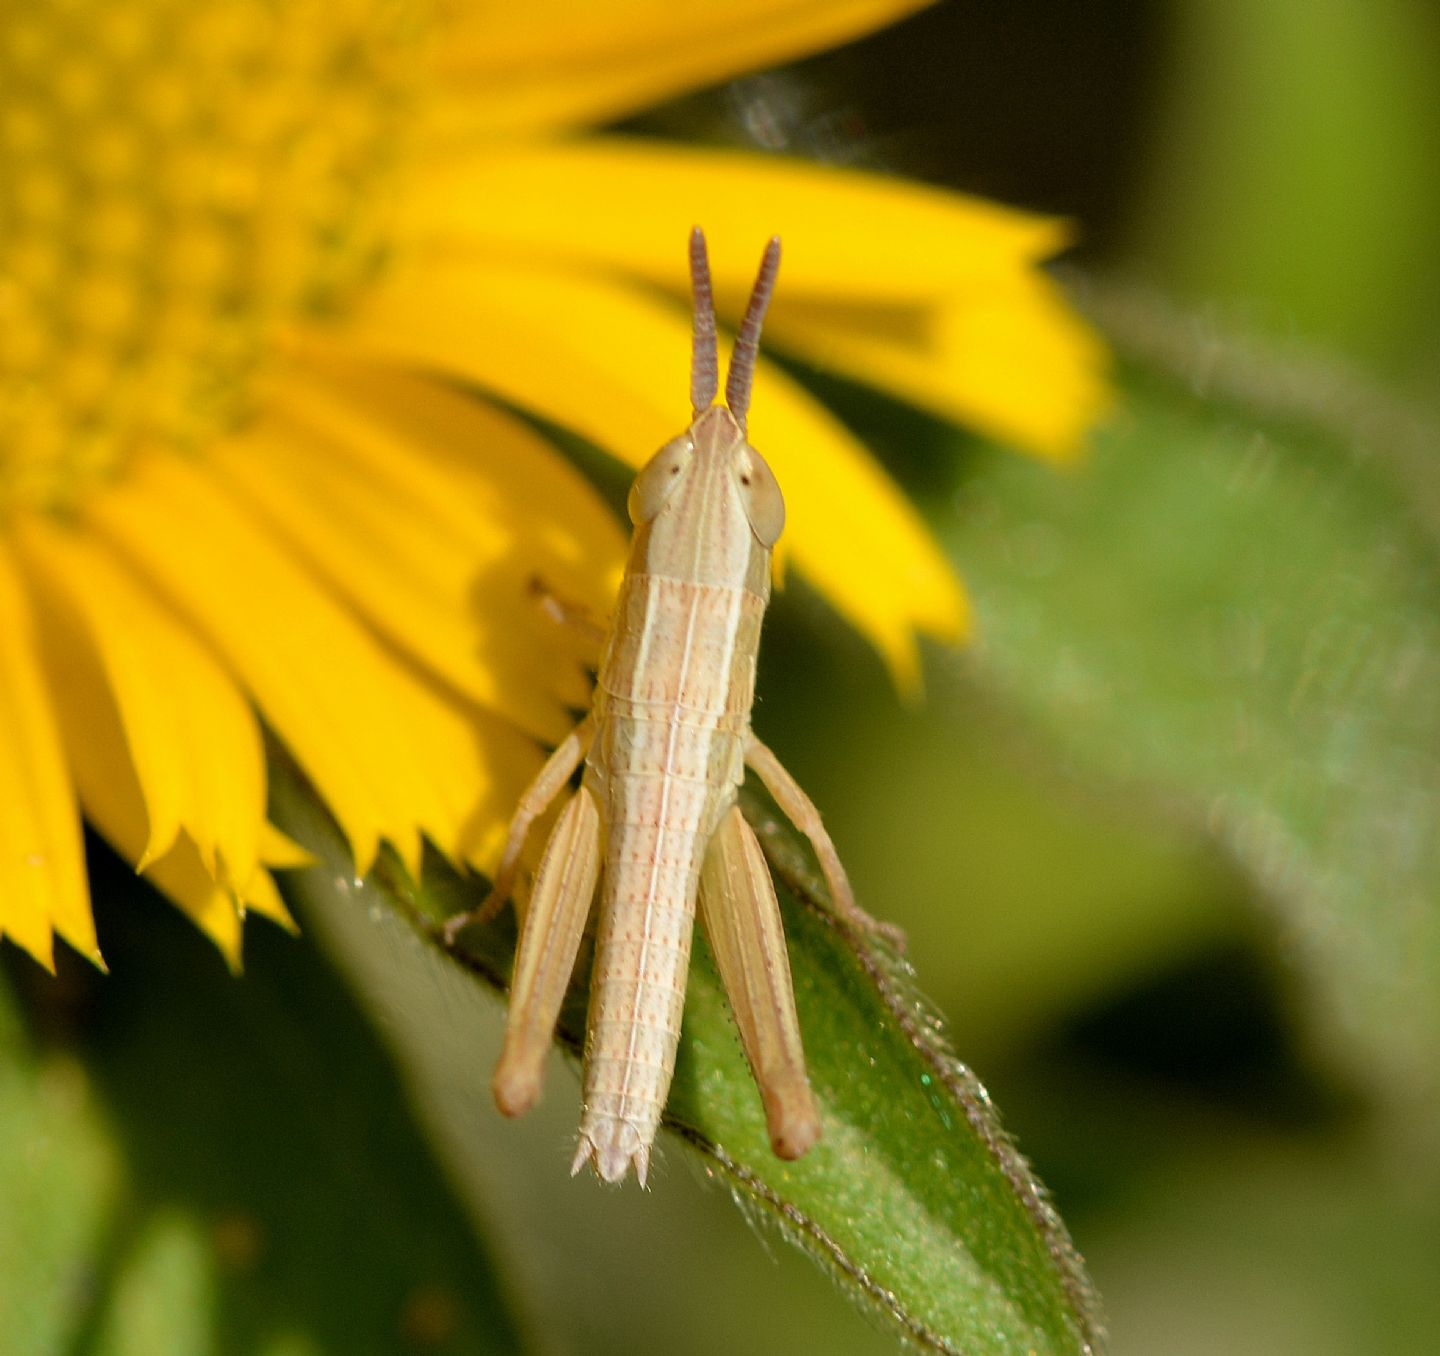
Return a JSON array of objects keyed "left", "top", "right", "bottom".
[
  {"left": 576, "top": 450, "right": 764, "bottom": 1181},
  {"left": 577, "top": 572, "right": 760, "bottom": 1181}
]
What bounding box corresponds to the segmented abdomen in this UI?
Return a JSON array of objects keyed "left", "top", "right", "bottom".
[{"left": 577, "top": 573, "right": 765, "bottom": 1181}]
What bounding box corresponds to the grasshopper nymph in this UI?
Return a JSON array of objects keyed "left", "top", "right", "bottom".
[{"left": 449, "top": 229, "right": 895, "bottom": 1185}]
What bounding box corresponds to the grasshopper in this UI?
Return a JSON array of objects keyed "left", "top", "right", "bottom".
[{"left": 450, "top": 229, "right": 894, "bottom": 1185}]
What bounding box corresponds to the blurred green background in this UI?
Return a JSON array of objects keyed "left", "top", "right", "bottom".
[{"left": 5, "top": 1, "right": 1440, "bottom": 1352}]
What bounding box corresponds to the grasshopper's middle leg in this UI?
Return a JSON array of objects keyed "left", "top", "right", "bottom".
[
  {"left": 441, "top": 715, "right": 594, "bottom": 945},
  {"left": 744, "top": 733, "right": 906, "bottom": 949}
]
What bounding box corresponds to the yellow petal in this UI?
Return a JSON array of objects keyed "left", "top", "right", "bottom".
[
  {"left": 238, "top": 865, "right": 296, "bottom": 933},
  {"left": 346, "top": 259, "right": 964, "bottom": 685},
  {"left": 430, "top": 0, "right": 930, "bottom": 136},
  {"left": 390, "top": 664, "right": 547, "bottom": 875},
  {"left": 131, "top": 835, "right": 247, "bottom": 970},
  {"left": 398, "top": 138, "right": 1106, "bottom": 456},
  {"left": 769, "top": 272, "right": 1113, "bottom": 459},
  {"left": 0, "top": 542, "right": 96, "bottom": 970},
  {"left": 346, "top": 259, "right": 679, "bottom": 460},
  {"left": 15, "top": 517, "right": 268, "bottom": 886},
  {"left": 403, "top": 137, "right": 1068, "bottom": 301},
  {"left": 209, "top": 419, "right": 573, "bottom": 742},
  {"left": 82, "top": 451, "right": 454, "bottom": 875},
  {"left": 259, "top": 823, "right": 315, "bottom": 871},
  {"left": 213, "top": 359, "right": 625, "bottom": 736},
  {"left": 16, "top": 536, "right": 245, "bottom": 965},
  {"left": 273, "top": 350, "right": 626, "bottom": 615}
]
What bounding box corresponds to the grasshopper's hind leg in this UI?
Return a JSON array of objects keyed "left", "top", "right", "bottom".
[
  {"left": 441, "top": 715, "right": 594, "bottom": 945},
  {"left": 492, "top": 784, "right": 601, "bottom": 1117},
  {"left": 744, "top": 734, "right": 906, "bottom": 950},
  {"left": 700, "top": 805, "right": 821, "bottom": 1159}
]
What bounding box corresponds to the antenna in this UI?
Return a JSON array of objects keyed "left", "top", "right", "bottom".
[
  {"left": 725, "top": 235, "right": 781, "bottom": 432},
  {"left": 689, "top": 226, "right": 718, "bottom": 417}
]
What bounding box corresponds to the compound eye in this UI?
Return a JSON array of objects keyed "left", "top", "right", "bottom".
[
  {"left": 734, "top": 445, "right": 785, "bottom": 547},
  {"left": 627, "top": 436, "right": 693, "bottom": 524}
]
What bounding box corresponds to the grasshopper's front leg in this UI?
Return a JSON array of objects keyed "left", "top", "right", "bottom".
[
  {"left": 526, "top": 573, "right": 610, "bottom": 650},
  {"left": 744, "top": 734, "right": 907, "bottom": 950},
  {"left": 441, "top": 714, "right": 594, "bottom": 946}
]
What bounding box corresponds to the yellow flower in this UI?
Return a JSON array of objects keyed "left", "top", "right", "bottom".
[{"left": 0, "top": 0, "right": 1108, "bottom": 971}]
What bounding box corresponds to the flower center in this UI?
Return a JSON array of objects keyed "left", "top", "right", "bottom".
[{"left": 0, "top": 0, "right": 424, "bottom": 515}]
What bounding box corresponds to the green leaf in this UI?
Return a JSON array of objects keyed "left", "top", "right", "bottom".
[
  {"left": 270, "top": 755, "right": 1105, "bottom": 1356},
  {"left": 951, "top": 303, "right": 1440, "bottom": 1116},
  {"left": 0, "top": 843, "right": 530, "bottom": 1356},
  {"left": 1091, "top": 1129, "right": 1440, "bottom": 1356},
  {"left": 1134, "top": 0, "right": 1440, "bottom": 365},
  {"left": 0, "top": 976, "right": 120, "bottom": 1355}
]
